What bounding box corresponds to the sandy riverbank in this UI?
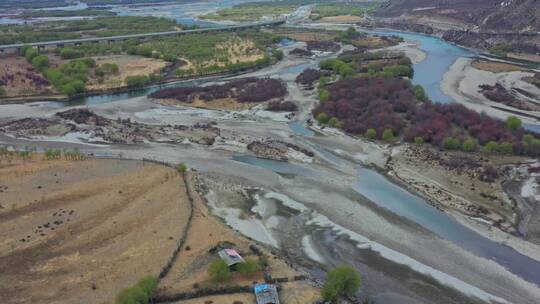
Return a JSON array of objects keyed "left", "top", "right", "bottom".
[{"left": 441, "top": 57, "right": 540, "bottom": 127}]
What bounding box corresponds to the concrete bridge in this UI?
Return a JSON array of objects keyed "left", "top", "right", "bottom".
[{"left": 0, "top": 19, "right": 286, "bottom": 53}]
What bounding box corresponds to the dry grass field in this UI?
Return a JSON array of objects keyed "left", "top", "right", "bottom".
[{"left": 0, "top": 156, "right": 190, "bottom": 304}]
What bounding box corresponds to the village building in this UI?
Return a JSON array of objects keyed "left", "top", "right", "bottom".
[
  {"left": 254, "top": 283, "right": 280, "bottom": 304},
  {"left": 218, "top": 248, "right": 245, "bottom": 268}
]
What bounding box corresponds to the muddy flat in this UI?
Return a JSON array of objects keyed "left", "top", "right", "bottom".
[{"left": 0, "top": 156, "right": 190, "bottom": 304}]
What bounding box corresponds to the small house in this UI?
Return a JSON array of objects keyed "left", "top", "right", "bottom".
[
  {"left": 254, "top": 283, "right": 280, "bottom": 304},
  {"left": 218, "top": 248, "right": 245, "bottom": 269}
]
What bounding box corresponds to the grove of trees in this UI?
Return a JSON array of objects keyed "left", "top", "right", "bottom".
[
  {"left": 150, "top": 78, "right": 287, "bottom": 103},
  {"left": 313, "top": 77, "right": 540, "bottom": 156}
]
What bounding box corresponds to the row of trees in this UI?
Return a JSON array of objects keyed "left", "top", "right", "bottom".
[
  {"left": 313, "top": 77, "right": 540, "bottom": 156},
  {"left": 149, "top": 78, "right": 287, "bottom": 104}
]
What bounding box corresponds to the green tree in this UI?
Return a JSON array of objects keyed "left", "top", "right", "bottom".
[
  {"left": 442, "top": 137, "right": 460, "bottom": 150},
  {"left": 319, "top": 88, "right": 331, "bottom": 102},
  {"left": 24, "top": 47, "right": 39, "bottom": 62},
  {"left": 116, "top": 276, "right": 157, "bottom": 304},
  {"left": 365, "top": 128, "right": 376, "bottom": 140},
  {"left": 498, "top": 142, "right": 513, "bottom": 155},
  {"left": 316, "top": 112, "right": 329, "bottom": 124},
  {"left": 208, "top": 259, "right": 231, "bottom": 282},
  {"left": 412, "top": 85, "right": 428, "bottom": 102},
  {"left": 382, "top": 129, "right": 394, "bottom": 142},
  {"left": 461, "top": 138, "right": 477, "bottom": 152},
  {"left": 322, "top": 266, "right": 361, "bottom": 303},
  {"left": 31, "top": 55, "right": 49, "bottom": 71},
  {"left": 328, "top": 117, "right": 341, "bottom": 128},
  {"left": 414, "top": 136, "right": 424, "bottom": 145},
  {"left": 237, "top": 259, "right": 260, "bottom": 275},
  {"left": 177, "top": 163, "right": 187, "bottom": 173},
  {"left": 484, "top": 141, "right": 499, "bottom": 154},
  {"left": 505, "top": 116, "right": 522, "bottom": 131}
]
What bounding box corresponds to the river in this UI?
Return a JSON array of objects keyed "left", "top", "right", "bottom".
[
  {"left": 19, "top": 16, "right": 540, "bottom": 288},
  {"left": 1, "top": 6, "right": 539, "bottom": 303}
]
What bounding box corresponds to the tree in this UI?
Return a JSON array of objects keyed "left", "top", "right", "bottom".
[
  {"left": 412, "top": 85, "right": 428, "bottom": 102},
  {"left": 316, "top": 112, "right": 329, "bottom": 124},
  {"left": 461, "top": 138, "right": 477, "bottom": 152},
  {"left": 322, "top": 266, "right": 361, "bottom": 303},
  {"left": 414, "top": 136, "right": 424, "bottom": 145},
  {"left": 237, "top": 259, "right": 260, "bottom": 275},
  {"left": 24, "top": 47, "right": 39, "bottom": 62},
  {"left": 116, "top": 276, "right": 157, "bottom": 304},
  {"left": 177, "top": 163, "right": 188, "bottom": 173},
  {"left": 319, "top": 89, "right": 330, "bottom": 102},
  {"left": 484, "top": 141, "right": 499, "bottom": 154},
  {"left": 365, "top": 128, "right": 376, "bottom": 140},
  {"left": 505, "top": 116, "right": 522, "bottom": 131},
  {"left": 31, "top": 55, "right": 49, "bottom": 71},
  {"left": 208, "top": 259, "right": 231, "bottom": 282},
  {"left": 382, "top": 129, "right": 394, "bottom": 142}
]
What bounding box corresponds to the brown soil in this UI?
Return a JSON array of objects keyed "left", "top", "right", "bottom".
[
  {"left": 0, "top": 55, "right": 55, "bottom": 97},
  {"left": 471, "top": 60, "right": 529, "bottom": 73},
  {"left": 0, "top": 155, "right": 191, "bottom": 304},
  {"left": 87, "top": 55, "right": 169, "bottom": 91}
]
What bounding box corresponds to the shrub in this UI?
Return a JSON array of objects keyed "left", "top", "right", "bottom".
[
  {"left": 126, "top": 75, "right": 150, "bottom": 88},
  {"left": 484, "top": 141, "right": 499, "bottom": 154},
  {"left": 116, "top": 276, "right": 157, "bottom": 304},
  {"left": 59, "top": 48, "right": 85, "bottom": 59},
  {"left": 461, "top": 138, "right": 477, "bottom": 152},
  {"left": 365, "top": 128, "right": 376, "bottom": 140},
  {"left": 177, "top": 163, "right": 187, "bottom": 173},
  {"left": 0, "top": 86, "right": 6, "bottom": 97},
  {"left": 316, "top": 112, "right": 329, "bottom": 124},
  {"left": 505, "top": 116, "right": 522, "bottom": 131},
  {"left": 498, "top": 142, "right": 513, "bottom": 155},
  {"left": 382, "top": 129, "right": 394, "bottom": 142},
  {"left": 319, "top": 89, "right": 331, "bottom": 102},
  {"left": 24, "top": 48, "right": 39, "bottom": 62},
  {"left": 31, "top": 55, "right": 49, "bottom": 71},
  {"left": 322, "top": 266, "right": 361, "bottom": 303},
  {"left": 414, "top": 136, "right": 424, "bottom": 145},
  {"left": 208, "top": 259, "right": 231, "bottom": 282},
  {"left": 412, "top": 85, "right": 428, "bottom": 102},
  {"left": 237, "top": 259, "right": 259, "bottom": 275},
  {"left": 96, "top": 63, "right": 119, "bottom": 77},
  {"left": 442, "top": 137, "right": 460, "bottom": 150},
  {"left": 271, "top": 49, "right": 284, "bottom": 60}
]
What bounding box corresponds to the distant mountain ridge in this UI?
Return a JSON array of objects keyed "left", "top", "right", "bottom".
[
  {"left": 374, "top": 0, "right": 540, "bottom": 54},
  {"left": 376, "top": 0, "right": 539, "bottom": 32}
]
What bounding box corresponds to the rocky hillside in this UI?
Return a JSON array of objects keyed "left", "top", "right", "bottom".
[{"left": 374, "top": 0, "right": 540, "bottom": 53}]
